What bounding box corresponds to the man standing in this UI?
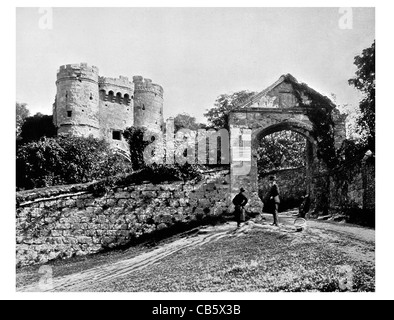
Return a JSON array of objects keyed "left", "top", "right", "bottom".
[
  {"left": 267, "top": 176, "right": 280, "bottom": 226},
  {"left": 232, "top": 188, "right": 248, "bottom": 228}
]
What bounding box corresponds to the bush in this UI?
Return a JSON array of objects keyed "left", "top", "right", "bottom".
[
  {"left": 19, "top": 113, "right": 57, "bottom": 144},
  {"left": 16, "top": 136, "right": 132, "bottom": 190},
  {"left": 137, "top": 163, "right": 202, "bottom": 183},
  {"left": 123, "top": 126, "right": 152, "bottom": 170},
  {"left": 343, "top": 202, "right": 375, "bottom": 227}
]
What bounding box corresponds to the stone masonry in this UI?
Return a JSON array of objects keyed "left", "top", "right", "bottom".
[
  {"left": 53, "top": 63, "right": 164, "bottom": 153},
  {"left": 16, "top": 170, "right": 231, "bottom": 267}
]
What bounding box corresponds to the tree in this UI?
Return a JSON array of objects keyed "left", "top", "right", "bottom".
[
  {"left": 16, "top": 136, "right": 132, "bottom": 190},
  {"left": 19, "top": 113, "right": 57, "bottom": 143},
  {"left": 349, "top": 41, "right": 375, "bottom": 151},
  {"left": 16, "top": 102, "right": 30, "bottom": 138},
  {"left": 123, "top": 126, "right": 153, "bottom": 170},
  {"left": 257, "top": 130, "right": 306, "bottom": 177},
  {"left": 173, "top": 113, "right": 202, "bottom": 132},
  {"left": 204, "top": 91, "right": 256, "bottom": 129}
]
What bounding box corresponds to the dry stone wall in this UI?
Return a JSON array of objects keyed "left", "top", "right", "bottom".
[{"left": 16, "top": 170, "right": 230, "bottom": 267}]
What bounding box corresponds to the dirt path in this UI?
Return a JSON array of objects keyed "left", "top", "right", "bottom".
[{"left": 17, "top": 213, "right": 375, "bottom": 292}]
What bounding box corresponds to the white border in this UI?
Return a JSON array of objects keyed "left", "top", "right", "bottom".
[{"left": 2, "top": 0, "right": 393, "bottom": 300}]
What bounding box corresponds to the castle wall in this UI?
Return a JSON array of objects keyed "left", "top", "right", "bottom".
[
  {"left": 133, "top": 76, "right": 164, "bottom": 132},
  {"left": 55, "top": 63, "right": 100, "bottom": 138},
  {"left": 53, "top": 63, "right": 164, "bottom": 152},
  {"left": 98, "top": 77, "right": 134, "bottom": 151}
]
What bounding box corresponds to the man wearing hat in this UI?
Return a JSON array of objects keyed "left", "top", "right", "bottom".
[
  {"left": 232, "top": 188, "right": 248, "bottom": 228},
  {"left": 267, "top": 176, "right": 281, "bottom": 226}
]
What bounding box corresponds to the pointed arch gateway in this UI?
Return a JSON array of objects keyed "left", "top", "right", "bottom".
[{"left": 229, "top": 74, "right": 346, "bottom": 215}]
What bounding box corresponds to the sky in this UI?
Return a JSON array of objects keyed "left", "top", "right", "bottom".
[{"left": 16, "top": 7, "right": 375, "bottom": 123}]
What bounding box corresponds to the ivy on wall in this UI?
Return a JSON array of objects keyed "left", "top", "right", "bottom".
[{"left": 291, "top": 80, "right": 339, "bottom": 169}]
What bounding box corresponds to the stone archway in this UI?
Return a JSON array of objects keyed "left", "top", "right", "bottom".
[{"left": 228, "top": 74, "right": 346, "bottom": 214}]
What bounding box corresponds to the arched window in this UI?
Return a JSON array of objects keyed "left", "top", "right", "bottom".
[
  {"left": 124, "top": 94, "right": 130, "bottom": 106},
  {"left": 99, "top": 90, "right": 106, "bottom": 100},
  {"left": 116, "top": 92, "right": 122, "bottom": 104},
  {"left": 142, "top": 104, "right": 145, "bottom": 110},
  {"left": 108, "top": 91, "right": 114, "bottom": 102}
]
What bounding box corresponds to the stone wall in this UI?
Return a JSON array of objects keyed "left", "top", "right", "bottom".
[
  {"left": 133, "top": 76, "right": 164, "bottom": 132},
  {"left": 328, "top": 155, "right": 375, "bottom": 215},
  {"left": 98, "top": 76, "right": 135, "bottom": 150},
  {"left": 55, "top": 63, "right": 101, "bottom": 137},
  {"left": 258, "top": 167, "right": 307, "bottom": 212},
  {"left": 16, "top": 170, "right": 230, "bottom": 267},
  {"left": 53, "top": 63, "right": 164, "bottom": 153}
]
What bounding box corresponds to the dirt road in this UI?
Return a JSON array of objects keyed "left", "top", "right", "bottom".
[{"left": 17, "top": 212, "right": 375, "bottom": 292}]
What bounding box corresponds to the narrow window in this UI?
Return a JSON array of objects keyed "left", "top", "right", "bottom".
[
  {"left": 67, "top": 111, "right": 72, "bottom": 117},
  {"left": 124, "top": 94, "right": 130, "bottom": 106},
  {"left": 90, "top": 93, "right": 93, "bottom": 100},
  {"left": 112, "top": 130, "right": 121, "bottom": 141},
  {"left": 108, "top": 91, "right": 114, "bottom": 102},
  {"left": 116, "top": 92, "right": 122, "bottom": 104}
]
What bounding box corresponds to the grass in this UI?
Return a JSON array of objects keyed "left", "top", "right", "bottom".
[
  {"left": 17, "top": 221, "right": 375, "bottom": 292},
  {"left": 85, "top": 229, "right": 374, "bottom": 292}
]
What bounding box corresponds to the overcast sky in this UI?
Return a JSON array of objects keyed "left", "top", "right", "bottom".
[{"left": 16, "top": 7, "right": 375, "bottom": 123}]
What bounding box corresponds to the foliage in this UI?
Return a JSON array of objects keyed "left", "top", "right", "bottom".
[
  {"left": 88, "top": 163, "right": 203, "bottom": 196},
  {"left": 204, "top": 91, "right": 256, "bottom": 130},
  {"left": 123, "top": 126, "right": 153, "bottom": 170},
  {"left": 342, "top": 202, "right": 375, "bottom": 228},
  {"left": 19, "top": 113, "right": 57, "bottom": 144},
  {"left": 349, "top": 41, "right": 375, "bottom": 151},
  {"left": 257, "top": 130, "right": 306, "bottom": 175},
  {"left": 16, "top": 136, "right": 132, "bottom": 190},
  {"left": 173, "top": 113, "right": 204, "bottom": 132},
  {"left": 16, "top": 102, "right": 30, "bottom": 138},
  {"left": 286, "top": 80, "right": 339, "bottom": 169},
  {"left": 137, "top": 163, "right": 202, "bottom": 183}
]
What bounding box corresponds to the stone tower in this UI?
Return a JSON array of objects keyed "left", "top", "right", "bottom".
[
  {"left": 54, "top": 63, "right": 100, "bottom": 137},
  {"left": 53, "top": 63, "right": 164, "bottom": 154},
  {"left": 133, "top": 76, "right": 164, "bottom": 132},
  {"left": 98, "top": 76, "right": 134, "bottom": 151}
]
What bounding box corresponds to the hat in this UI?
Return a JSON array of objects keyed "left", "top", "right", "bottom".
[
  {"left": 240, "top": 188, "right": 245, "bottom": 192},
  {"left": 269, "top": 175, "right": 276, "bottom": 181}
]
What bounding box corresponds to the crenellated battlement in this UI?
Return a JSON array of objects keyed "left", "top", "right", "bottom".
[
  {"left": 54, "top": 63, "right": 164, "bottom": 151},
  {"left": 99, "top": 76, "right": 134, "bottom": 90},
  {"left": 57, "top": 63, "right": 99, "bottom": 82},
  {"left": 133, "top": 76, "right": 164, "bottom": 97}
]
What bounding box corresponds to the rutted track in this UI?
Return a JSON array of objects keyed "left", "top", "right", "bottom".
[
  {"left": 17, "top": 214, "right": 375, "bottom": 292},
  {"left": 18, "top": 222, "right": 249, "bottom": 292}
]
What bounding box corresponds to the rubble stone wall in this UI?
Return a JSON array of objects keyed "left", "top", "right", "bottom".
[{"left": 16, "top": 170, "right": 230, "bottom": 267}]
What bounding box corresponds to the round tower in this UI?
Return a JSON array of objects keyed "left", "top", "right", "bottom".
[
  {"left": 54, "top": 63, "right": 100, "bottom": 137},
  {"left": 132, "top": 76, "right": 164, "bottom": 132}
]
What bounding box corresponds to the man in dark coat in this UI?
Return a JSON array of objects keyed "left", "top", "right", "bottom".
[
  {"left": 267, "top": 176, "right": 280, "bottom": 226},
  {"left": 232, "top": 188, "right": 248, "bottom": 228}
]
